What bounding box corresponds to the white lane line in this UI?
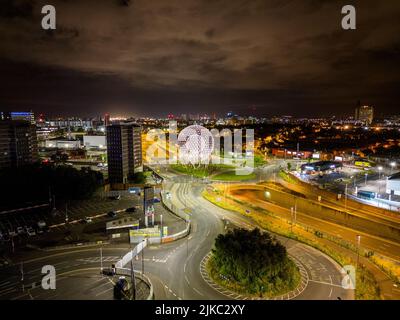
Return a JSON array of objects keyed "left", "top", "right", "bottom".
[
  {"left": 92, "top": 281, "right": 111, "bottom": 290},
  {"left": 193, "top": 287, "right": 204, "bottom": 296},
  {"left": 0, "top": 287, "right": 16, "bottom": 297},
  {"left": 95, "top": 286, "right": 113, "bottom": 297},
  {"left": 329, "top": 288, "right": 333, "bottom": 298},
  {"left": 308, "top": 279, "right": 342, "bottom": 288}
]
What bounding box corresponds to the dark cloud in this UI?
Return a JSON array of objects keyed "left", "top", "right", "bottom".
[{"left": 0, "top": 0, "right": 399, "bottom": 117}]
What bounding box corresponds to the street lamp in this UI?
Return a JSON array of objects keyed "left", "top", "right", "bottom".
[
  {"left": 390, "top": 162, "right": 396, "bottom": 175},
  {"left": 364, "top": 173, "right": 368, "bottom": 186},
  {"left": 378, "top": 166, "right": 383, "bottom": 180},
  {"left": 356, "top": 235, "right": 361, "bottom": 270},
  {"left": 160, "top": 214, "right": 163, "bottom": 238}
]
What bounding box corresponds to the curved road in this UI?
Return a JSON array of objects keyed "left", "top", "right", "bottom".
[{"left": 0, "top": 172, "right": 353, "bottom": 300}]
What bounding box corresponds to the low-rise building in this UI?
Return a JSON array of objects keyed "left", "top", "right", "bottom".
[
  {"left": 45, "top": 139, "right": 81, "bottom": 149},
  {"left": 386, "top": 173, "right": 400, "bottom": 196},
  {"left": 83, "top": 135, "right": 106, "bottom": 149}
]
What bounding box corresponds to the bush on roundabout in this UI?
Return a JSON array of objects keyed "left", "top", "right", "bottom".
[{"left": 208, "top": 228, "right": 301, "bottom": 297}]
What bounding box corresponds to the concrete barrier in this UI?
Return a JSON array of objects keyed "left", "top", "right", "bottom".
[{"left": 115, "top": 267, "right": 154, "bottom": 300}]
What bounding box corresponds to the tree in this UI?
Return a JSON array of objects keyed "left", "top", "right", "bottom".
[
  {"left": 211, "top": 228, "right": 299, "bottom": 296},
  {"left": 0, "top": 163, "right": 104, "bottom": 209}
]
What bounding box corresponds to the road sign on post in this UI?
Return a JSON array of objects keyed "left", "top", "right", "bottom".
[{"left": 143, "top": 186, "right": 154, "bottom": 227}]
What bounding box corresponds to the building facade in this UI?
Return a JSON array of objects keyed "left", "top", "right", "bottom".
[
  {"left": 386, "top": 173, "right": 400, "bottom": 196},
  {"left": 0, "top": 120, "right": 38, "bottom": 169},
  {"left": 355, "top": 105, "right": 374, "bottom": 125},
  {"left": 83, "top": 135, "right": 106, "bottom": 149},
  {"left": 0, "top": 111, "right": 35, "bottom": 124},
  {"left": 106, "top": 123, "right": 142, "bottom": 184}
]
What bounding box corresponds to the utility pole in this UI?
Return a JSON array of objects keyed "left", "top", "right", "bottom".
[
  {"left": 20, "top": 262, "right": 24, "bottom": 292},
  {"left": 345, "top": 183, "right": 348, "bottom": 210},
  {"left": 142, "top": 239, "right": 145, "bottom": 275},
  {"left": 65, "top": 203, "right": 68, "bottom": 224},
  {"left": 100, "top": 247, "right": 103, "bottom": 274},
  {"left": 160, "top": 214, "right": 163, "bottom": 238},
  {"left": 290, "top": 207, "right": 294, "bottom": 233}
]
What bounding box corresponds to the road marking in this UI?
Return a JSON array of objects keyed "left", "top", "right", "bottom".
[
  {"left": 193, "top": 287, "right": 204, "bottom": 296},
  {"left": 95, "top": 286, "right": 113, "bottom": 297},
  {"left": 329, "top": 288, "right": 333, "bottom": 298},
  {"left": 0, "top": 287, "right": 16, "bottom": 297},
  {"left": 308, "top": 279, "right": 342, "bottom": 288}
]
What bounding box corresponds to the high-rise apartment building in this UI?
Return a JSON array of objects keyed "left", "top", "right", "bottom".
[
  {"left": 106, "top": 123, "right": 142, "bottom": 184},
  {"left": 104, "top": 113, "right": 111, "bottom": 126},
  {"left": 0, "top": 120, "right": 38, "bottom": 169},
  {"left": 355, "top": 104, "right": 374, "bottom": 125}
]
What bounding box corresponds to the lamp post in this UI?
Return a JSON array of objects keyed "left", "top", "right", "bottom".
[
  {"left": 390, "top": 162, "right": 396, "bottom": 175},
  {"left": 100, "top": 247, "right": 103, "bottom": 274},
  {"left": 356, "top": 235, "right": 361, "bottom": 270},
  {"left": 345, "top": 183, "right": 348, "bottom": 210},
  {"left": 160, "top": 214, "right": 163, "bottom": 238},
  {"left": 364, "top": 173, "right": 368, "bottom": 186},
  {"left": 378, "top": 166, "right": 383, "bottom": 180}
]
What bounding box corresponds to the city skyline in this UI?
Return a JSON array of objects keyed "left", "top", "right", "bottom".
[{"left": 0, "top": 1, "right": 400, "bottom": 118}]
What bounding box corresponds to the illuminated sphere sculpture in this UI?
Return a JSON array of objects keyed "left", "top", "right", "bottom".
[{"left": 177, "top": 125, "right": 214, "bottom": 165}]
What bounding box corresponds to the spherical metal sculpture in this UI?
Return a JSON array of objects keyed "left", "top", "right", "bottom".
[{"left": 177, "top": 125, "right": 214, "bottom": 165}]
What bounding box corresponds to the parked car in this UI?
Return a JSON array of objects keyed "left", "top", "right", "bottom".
[
  {"left": 153, "top": 198, "right": 161, "bottom": 203},
  {"left": 83, "top": 216, "right": 93, "bottom": 223},
  {"left": 26, "top": 227, "right": 36, "bottom": 237},
  {"left": 37, "top": 220, "right": 47, "bottom": 229},
  {"left": 8, "top": 230, "right": 17, "bottom": 237},
  {"left": 125, "top": 207, "right": 136, "bottom": 213},
  {"left": 108, "top": 211, "right": 117, "bottom": 218}
]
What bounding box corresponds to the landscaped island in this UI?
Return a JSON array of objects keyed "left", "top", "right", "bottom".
[{"left": 207, "top": 228, "right": 301, "bottom": 298}]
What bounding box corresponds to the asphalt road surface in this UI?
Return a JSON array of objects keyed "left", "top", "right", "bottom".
[{"left": 0, "top": 169, "right": 354, "bottom": 300}]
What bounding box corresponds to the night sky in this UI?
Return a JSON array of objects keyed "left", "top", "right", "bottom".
[{"left": 0, "top": 0, "right": 399, "bottom": 118}]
